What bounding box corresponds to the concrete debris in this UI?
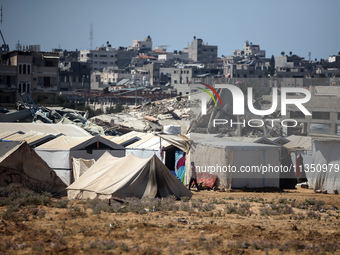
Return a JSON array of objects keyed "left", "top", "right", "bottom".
[
  {"left": 1, "top": 93, "right": 104, "bottom": 136},
  {"left": 89, "top": 96, "right": 191, "bottom": 134},
  {"left": 143, "top": 115, "right": 158, "bottom": 122}
]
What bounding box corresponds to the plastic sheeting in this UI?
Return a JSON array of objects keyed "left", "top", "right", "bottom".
[{"left": 311, "top": 141, "right": 340, "bottom": 193}]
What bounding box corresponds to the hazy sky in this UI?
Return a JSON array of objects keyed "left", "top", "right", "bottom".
[{"left": 2, "top": 0, "right": 339, "bottom": 60}]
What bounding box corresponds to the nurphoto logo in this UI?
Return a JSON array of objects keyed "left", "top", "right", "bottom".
[
  {"left": 200, "top": 84, "right": 311, "bottom": 116},
  {"left": 198, "top": 83, "right": 311, "bottom": 128}
]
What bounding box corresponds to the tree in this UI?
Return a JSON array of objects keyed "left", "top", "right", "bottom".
[{"left": 266, "top": 55, "right": 276, "bottom": 77}]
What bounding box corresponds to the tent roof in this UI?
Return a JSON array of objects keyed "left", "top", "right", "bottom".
[
  {"left": 2, "top": 131, "right": 56, "bottom": 147},
  {"left": 284, "top": 135, "right": 312, "bottom": 151},
  {"left": 0, "top": 140, "right": 22, "bottom": 160},
  {"left": 309, "top": 133, "right": 340, "bottom": 142},
  {"left": 72, "top": 135, "right": 125, "bottom": 150},
  {"left": 0, "top": 123, "right": 91, "bottom": 137},
  {"left": 104, "top": 131, "right": 154, "bottom": 146},
  {"left": 35, "top": 135, "right": 125, "bottom": 151},
  {"left": 0, "top": 130, "right": 23, "bottom": 139},
  {"left": 126, "top": 135, "right": 171, "bottom": 150},
  {"left": 0, "top": 140, "right": 66, "bottom": 193},
  {"left": 194, "top": 138, "right": 280, "bottom": 151},
  {"left": 156, "top": 133, "right": 190, "bottom": 153},
  {"left": 268, "top": 136, "right": 290, "bottom": 145},
  {"left": 35, "top": 136, "right": 89, "bottom": 150}
]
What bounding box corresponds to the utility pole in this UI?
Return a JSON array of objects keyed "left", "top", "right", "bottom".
[
  {"left": 133, "top": 73, "right": 137, "bottom": 106},
  {"left": 0, "top": 5, "right": 9, "bottom": 53},
  {"left": 90, "top": 23, "right": 93, "bottom": 50}
]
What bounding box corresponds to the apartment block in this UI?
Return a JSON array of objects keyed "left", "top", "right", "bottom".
[
  {"left": 0, "top": 50, "right": 59, "bottom": 102},
  {"left": 188, "top": 37, "right": 217, "bottom": 66}
]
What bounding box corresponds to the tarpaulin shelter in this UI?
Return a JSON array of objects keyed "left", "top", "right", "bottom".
[
  {"left": 0, "top": 140, "right": 66, "bottom": 194},
  {"left": 35, "top": 135, "right": 125, "bottom": 185},
  {"left": 67, "top": 152, "right": 192, "bottom": 200},
  {"left": 285, "top": 134, "right": 340, "bottom": 193},
  {"left": 0, "top": 123, "right": 92, "bottom": 137},
  {"left": 0, "top": 131, "right": 57, "bottom": 148},
  {"left": 189, "top": 134, "right": 281, "bottom": 189}
]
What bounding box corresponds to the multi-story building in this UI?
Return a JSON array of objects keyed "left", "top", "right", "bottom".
[
  {"left": 232, "top": 41, "right": 266, "bottom": 58},
  {"left": 224, "top": 57, "right": 271, "bottom": 79},
  {"left": 171, "top": 67, "right": 192, "bottom": 86},
  {"left": 223, "top": 41, "right": 270, "bottom": 79},
  {"left": 275, "top": 52, "right": 315, "bottom": 78},
  {"left": 90, "top": 69, "right": 150, "bottom": 91},
  {"left": 132, "top": 35, "right": 153, "bottom": 52},
  {"left": 188, "top": 37, "right": 218, "bottom": 67},
  {"left": 79, "top": 42, "right": 137, "bottom": 71},
  {"left": 0, "top": 64, "right": 16, "bottom": 104},
  {"left": 0, "top": 50, "right": 59, "bottom": 103},
  {"left": 59, "top": 62, "right": 91, "bottom": 91}
]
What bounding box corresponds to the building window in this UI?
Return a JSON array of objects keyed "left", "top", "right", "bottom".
[
  {"left": 23, "top": 65, "right": 26, "bottom": 74},
  {"left": 312, "top": 111, "right": 330, "bottom": 120},
  {"left": 18, "top": 82, "right": 31, "bottom": 93},
  {"left": 19, "top": 64, "right": 22, "bottom": 74},
  {"left": 27, "top": 65, "right": 30, "bottom": 74},
  {"left": 290, "top": 111, "right": 305, "bottom": 119}
]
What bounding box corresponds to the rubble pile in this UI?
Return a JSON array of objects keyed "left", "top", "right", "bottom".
[
  {"left": 32, "top": 108, "right": 105, "bottom": 136},
  {"left": 90, "top": 96, "right": 191, "bottom": 134}
]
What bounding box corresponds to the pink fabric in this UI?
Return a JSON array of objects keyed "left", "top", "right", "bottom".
[{"left": 197, "top": 172, "right": 217, "bottom": 188}]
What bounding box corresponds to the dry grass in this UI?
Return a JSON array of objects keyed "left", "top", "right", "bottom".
[{"left": 0, "top": 185, "right": 340, "bottom": 254}]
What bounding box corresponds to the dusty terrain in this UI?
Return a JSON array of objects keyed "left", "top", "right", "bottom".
[{"left": 1, "top": 187, "right": 340, "bottom": 255}]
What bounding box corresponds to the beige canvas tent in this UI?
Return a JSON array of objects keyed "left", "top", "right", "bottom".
[
  {"left": 72, "top": 157, "right": 95, "bottom": 181},
  {"left": 0, "top": 140, "right": 66, "bottom": 194},
  {"left": 67, "top": 152, "right": 192, "bottom": 200},
  {"left": 0, "top": 123, "right": 92, "bottom": 137}
]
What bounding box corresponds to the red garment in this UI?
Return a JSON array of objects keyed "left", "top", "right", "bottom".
[{"left": 296, "top": 154, "right": 302, "bottom": 177}]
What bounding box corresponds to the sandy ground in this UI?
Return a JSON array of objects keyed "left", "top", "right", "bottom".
[{"left": 1, "top": 187, "right": 340, "bottom": 255}]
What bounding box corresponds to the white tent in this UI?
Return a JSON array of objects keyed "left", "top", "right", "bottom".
[
  {"left": 0, "top": 123, "right": 92, "bottom": 137},
  {"left": 285, "top": 134, "right": 340, "bottom": 193},
  {"left": 35, "top": 136, "right": 125, "bottom": 185},
  {"left": 0, "top": 141, "right": 66, "bottom": 194},
  {"left": 189, "top": 135, "right": 281, "bottom": 189},
  {"left": 312, "top": 140, "right": 340, "bottom": 193},
  {"left": 1, "top": 131, "right": 57, "bottom": 147},
  {"left": 67, "top": 152, "right": 192, "bottom": 200}
]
